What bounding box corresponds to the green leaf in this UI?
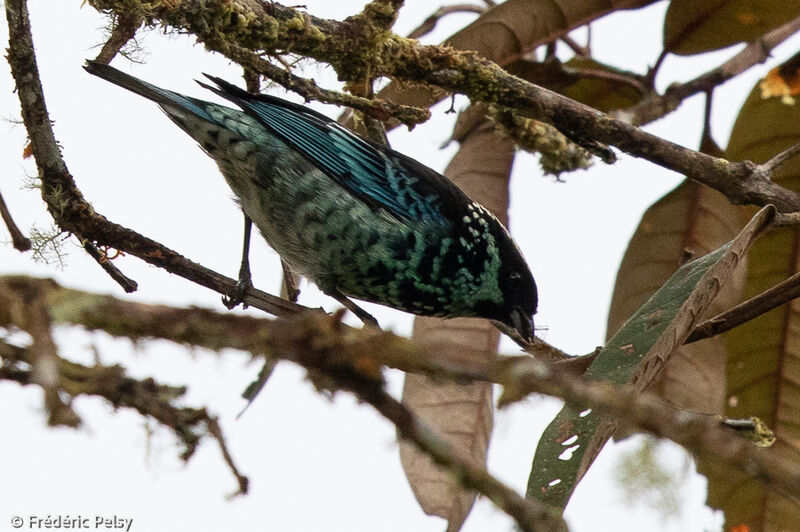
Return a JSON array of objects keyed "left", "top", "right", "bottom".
[
  {"left": 527, "top": 206, "right": 774, "bottom": 510},
  {"left": 606, "top": 179, "right": 743, "bottom": 416}
]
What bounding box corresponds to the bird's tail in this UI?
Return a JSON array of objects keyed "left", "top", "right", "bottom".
[{"left": 84, "top": 60, "right": 216, "bottom": 124}]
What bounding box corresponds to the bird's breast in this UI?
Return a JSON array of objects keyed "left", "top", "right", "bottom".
[{"left": 204, "top": 126, "right": 505, "bottom": 319}]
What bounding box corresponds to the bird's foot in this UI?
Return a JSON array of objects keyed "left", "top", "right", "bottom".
[
  {"left": 223, "top": 213, "right": 255, "bottom": 309},
  {"left": 222, "top": 275, "right": 253, "bottom": 309}
]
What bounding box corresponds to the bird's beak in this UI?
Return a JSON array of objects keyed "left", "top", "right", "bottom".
[
  {"left": 493, "top": 308, "right": 534, "bottom": 346},
  {"left": 509, "top": 307, "right": 534, "bottom": 344}
]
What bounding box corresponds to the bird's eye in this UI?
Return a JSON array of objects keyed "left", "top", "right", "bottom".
[{"left": 509, "top": 272, "right": 522, "bottom": 281}]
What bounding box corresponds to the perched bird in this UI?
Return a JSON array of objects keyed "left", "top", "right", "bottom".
[{"left": 84, "top": 61, "right": 538, "bottom": 342}]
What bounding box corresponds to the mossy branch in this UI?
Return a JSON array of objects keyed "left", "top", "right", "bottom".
[
  {"left": 85, "top": 0, "right": 800, "bottom": 211},
  {"left": 2, "top": 275, "right": 798, "bottom": 507},
  {"left": 0, "top": 277, "right": 248, "bottom": 495}
]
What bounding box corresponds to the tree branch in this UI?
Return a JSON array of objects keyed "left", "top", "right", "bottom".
[
  {"left": 80, "top": 240, "right": 138, "bottom": 293},
  {"left": 5, "top": 0, "right": 306, "bottom": 318},
  {"left": 0, "top": 187, "right": 31, "bottom": 251},
  {"left": 621, "top": 15, "right": 800, "bottom": 127},
  {"left": 758, "top": 140, "right": 800, "bottom": 177},
  {"left": 4, "top": 275, "right": 797, "bottom": 503},
  {"left": 407, "top": 4, "right": 486, "bottom": 40},
  {"left": 86, "top": 0, "right": 800, "bottom": 212},
  {"left": 94, "top": 11, "right": 142, "bottom": 64},
  {"left": 687, "top": 268, "right": 800, "bottom": 343}
]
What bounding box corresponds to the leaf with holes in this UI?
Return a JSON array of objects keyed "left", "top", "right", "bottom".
[{"left": 527, "top": 206, "right": 775, "bottom": 510}]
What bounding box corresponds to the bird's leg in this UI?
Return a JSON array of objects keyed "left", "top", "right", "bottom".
[
  {"left": 222, "top": 214, "right": 254, "bottom": 309},
  {"left": 330, "top": 290, "right": 381, "bottom": 329},
  {"left": 280, "top": 259, "right": 300, "bottom": 302}
]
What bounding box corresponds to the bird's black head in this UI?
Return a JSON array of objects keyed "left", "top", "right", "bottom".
[
  {"left": 469, "top": 229, "right": 538, "bottom": 344},
  {"left": 495, "top": 241, "right": 538, "bottom": 343}
]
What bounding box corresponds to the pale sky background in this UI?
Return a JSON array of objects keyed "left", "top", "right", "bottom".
[{"left": 1, "top": 1, "right": 798, "bottom": 531}]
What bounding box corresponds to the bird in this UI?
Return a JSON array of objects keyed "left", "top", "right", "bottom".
[{"left": 84, "top": 61, "right": 538, "bottom": 342}]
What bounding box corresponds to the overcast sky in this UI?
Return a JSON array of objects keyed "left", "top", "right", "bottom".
[{"left": 2, "top": 1, "right": 798, "bottom": 531}]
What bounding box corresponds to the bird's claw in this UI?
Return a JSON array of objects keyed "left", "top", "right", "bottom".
[{"left": 222, "top": 277, "right": 253, "bottom": 309}]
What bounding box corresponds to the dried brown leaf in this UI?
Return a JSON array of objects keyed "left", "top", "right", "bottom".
[
  {"left": 400, "top": 111, "right": 514, "bottom": 531},
  {"left": 700, "top": 75, "right": 800, "bottom": 531},
  {"left": 664, "top": 0, "right": 800, "bottom": 56}
]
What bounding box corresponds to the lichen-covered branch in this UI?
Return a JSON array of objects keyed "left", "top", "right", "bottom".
[
  {"left": 86, "top": 0, "right": 800, "bottom": 212},
  {"left": 223, "top": 45, "right": 430, "bottom": 126},
  {"left": 3, "top": 274, "right": 798, "bottom": 503},
  {"left": 94, "top": 11, "right": 143, "bottom": 64},
  {"left": 5, "top": 0, "right": 306, "bottom": 318},
  {"left": 0, "top": 282, "right": 249, "bottom": 496}
]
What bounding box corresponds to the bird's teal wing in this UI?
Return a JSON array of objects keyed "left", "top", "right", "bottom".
[{"left": 202, "top": 76, "right": 467, "bottom": 225}]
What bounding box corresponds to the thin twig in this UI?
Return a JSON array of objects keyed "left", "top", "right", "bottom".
[
  {"left": 759, "top": 141, "right": 800, "bottom": 176},
  {"left": 94, "top": 12, "right": 142, "bottom": 64},
  {"left": 686, "top": 269, "right": 800, "bottom": 343},
  {"left": 623, "top": 16, "right": 800, "bottom": 126},
  {"left": 226, "top": 47, "right": 430, "bottom": 127},
  {"left": 407, "top": 4, "right": 486, "bottom": 40},
  {"left": 81, "top": 240, "right": 138, "bottom": 292},
  {"left": 349, "top": 378, "right": 568, "bottom": 532},
  {"left": 207, "top": 417, "right": 250, "bottom": 497},
  {"left": 0, "top": 187, "right": 31, "bottom": 251},
  {"left": 701, "top": 90, "right": 714, "bottom": 144},
  {"left": 563, "top": 64, "right": 648, "bottom": 95},
  {"left": 560, "top": 34, "right": 589, "bottom": 57},
  {"left": 644, "top": 49, "right": 668, "bottom": 89}
]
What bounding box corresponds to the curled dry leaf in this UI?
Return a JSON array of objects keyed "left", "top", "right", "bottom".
[
  {"left": 701, "top": 72, "right": 800, "bottom": 532},
  {"left": 401, "top": 111, "right": 514, "bottom": 531}
]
